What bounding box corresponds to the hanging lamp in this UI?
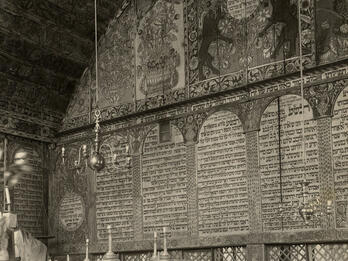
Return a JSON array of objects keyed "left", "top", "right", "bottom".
[{"left": 62, "top": 0, "right": 105, "bottom": 172}]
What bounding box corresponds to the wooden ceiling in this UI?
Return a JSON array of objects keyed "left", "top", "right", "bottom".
[{"left": 0, "top": 0, "right": 124, "bottom": 127}]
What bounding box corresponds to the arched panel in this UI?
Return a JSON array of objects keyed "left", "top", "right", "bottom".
[
  {"left": 196, "top": 110, "right": 249, "bottom": 236},
  {"left": 141, "top": 124, "right": 188, "bottom": 238},
  {"left": 96, "top": 135, "right": 134, "bottom": 241},
  {"left": 259, "top": 95, "right": 320, "bottom": 232},
  {"left": 332, "top": 87, "right": 348, "bottom": 228}
]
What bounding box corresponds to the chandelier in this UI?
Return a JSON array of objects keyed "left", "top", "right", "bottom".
[
  {"left": 61, "top": 0, "right": 132, "bottom": 173},
  {"left": 288, "top": 0, "right": 333, "bottom": 225}
]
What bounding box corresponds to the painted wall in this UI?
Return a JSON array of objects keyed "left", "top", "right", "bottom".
[
  {"left": 62, "top": 0, "right": 348, "bottom": 131},
  {"left": 52, "top": 67, "right": 348, "bottom": 260},
  {"left": 53, "top": 0, "right": 348, "bottom": 260}
]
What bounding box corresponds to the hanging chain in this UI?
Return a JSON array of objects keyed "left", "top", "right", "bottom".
[
  {"left": 298, "top": 0, "right": 307, "bottom": 182},
  {"left": 94, "top": 0, "right": 99, "bottom": 106}
]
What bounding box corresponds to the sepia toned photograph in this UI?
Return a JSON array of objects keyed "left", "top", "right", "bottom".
[{"left": 0, "top": 0, "right": 348, "bottom": 260}]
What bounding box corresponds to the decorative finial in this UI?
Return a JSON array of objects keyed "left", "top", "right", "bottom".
[{"left": 102, "top": 225, "right": 119, "bottom": 261}]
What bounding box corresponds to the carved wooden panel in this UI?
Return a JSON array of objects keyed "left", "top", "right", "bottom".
[{"left": 196, "top": 110, "right": 249, "bottom": 236}]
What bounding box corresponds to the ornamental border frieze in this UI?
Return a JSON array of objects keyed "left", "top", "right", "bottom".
[{"left": 60, "top": 64, "right": 348, "bottom": 141}]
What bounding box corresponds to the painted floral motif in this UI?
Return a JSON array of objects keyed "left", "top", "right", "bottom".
[{"left": 137, "top": 0, "right": 181, "bottom": 97}]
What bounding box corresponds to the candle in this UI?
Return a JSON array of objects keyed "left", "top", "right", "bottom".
[
  {"left": 125, "top": 144, "right": 129, "bottom": 154},
  {"left": 154, "top": 231, "right": 157, "bottom": 238}
]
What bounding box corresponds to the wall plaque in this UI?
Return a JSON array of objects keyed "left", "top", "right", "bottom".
[{"left": 58, "top": 192, "right": 85, "bottom": 231}]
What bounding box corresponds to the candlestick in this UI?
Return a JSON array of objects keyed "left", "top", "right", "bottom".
[
  {"left": 159, "top": 227, "right": 170, "bottom": 260},
  {"left": 163, "top": 227, "right": 168, "bottom": 255},
  {"left": 102, "top": 225, "right": 119, "bottom": 261},
  {"left": 151, "top": 231, "right": 157, "bottom": 261},
  {"left": 83, "top": 239, "right": 89, "bottom": 261}
]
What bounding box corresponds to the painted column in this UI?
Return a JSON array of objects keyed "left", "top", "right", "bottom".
[
  {"left": 186, "top": 140, "right": 198, "bottom": 237},
  {"left": 132, "top": 152, "right": 143, "bottom": 241},
  {"left": 317, "top": 116, "right": 335, "bottom": 229}
]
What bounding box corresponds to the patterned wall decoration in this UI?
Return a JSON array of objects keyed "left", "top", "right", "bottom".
[
  {"left": 96, "top": 134, "right": 134, "bottom": 241},
  {"left": 96, "top": 5, "right": 136, "bottom": 115},
  {"left": 52, "top": 72, "right": 348, "bottom": 256},
  {"left": 186, "top": 0, "right": 246, "bottom": 88},
  {"left": 135, "top": 0, "right": 186, "bottom": 111},
  {"left": 316, "top": 0, "right": 348, "bottom": 63},
  {"left": 259, "top": 95, "right": 320, "bottom": 232},
  {"left": 332, "top": 86, "right": 348, "bottom": 228},
  {"left": 63, "top": 68, "right": 92, "bottom": 127},
  {"left": 63, "top": 3, "right": 136, "bottom": 129},
  {"left": 50, "top": 142, "right": 89, "bottom": 246},
  {"left": 196, "top": 110, "right": 249, "bottom": 236},
  {"left": 187, "top": 0, "right": 315, "bottom": 97},
  {"left": 141, "top": 124, "right": 188, "bottom": 238}
]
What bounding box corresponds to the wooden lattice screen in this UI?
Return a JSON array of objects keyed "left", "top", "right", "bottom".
[
  {"left": 266, "top": 243, "right": 348, "bottom": 261},
  {"left": 120, "top": 246, "right": 247, "bottom": 261}
]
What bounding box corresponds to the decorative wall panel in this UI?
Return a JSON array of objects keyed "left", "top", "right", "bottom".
[
  {"left": 96, "top": 134, "right": 134, "bottom": 241},
  {"left": 316, "top": 0, "right": 348, "bottom": 64},
  {"left": 135, "top": 0, "right": 186, "bottom": 111},
  {"left": 141, "top": 124, "right": 188, "bottom": 238},
  {"left": 97, "top": 5, "right": 136, "bottom": 114},
  {"left": 259, "top": 95, "right": 320, "bottom": 231},
  {"left": 332, "top": 86, "right": 348, "bottom": 228},
  {"left": 50, "top": 142, "right": 89, "bottom": 245},
  {"left": 187, "top": 0, "right": 315, "bottom": 97},
  {"left": 196, "top": 110, "right": 249, "bottom": 236}
]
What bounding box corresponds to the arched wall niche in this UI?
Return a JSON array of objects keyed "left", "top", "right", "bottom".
[
  {"left": 332, "top": 86, "right": 348, "bottom": 229},
  {"left": 96, "top": 134, "right": 134, "bottom": 241},
  {"left": 141, "top": 123, "right": 188, "bottom": 238},
  {"left": 196, "top": 109, "right": 249, "bottom": 236},
  {"left": 259, "top": 94, "right": 320, "bottom": 232}
]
